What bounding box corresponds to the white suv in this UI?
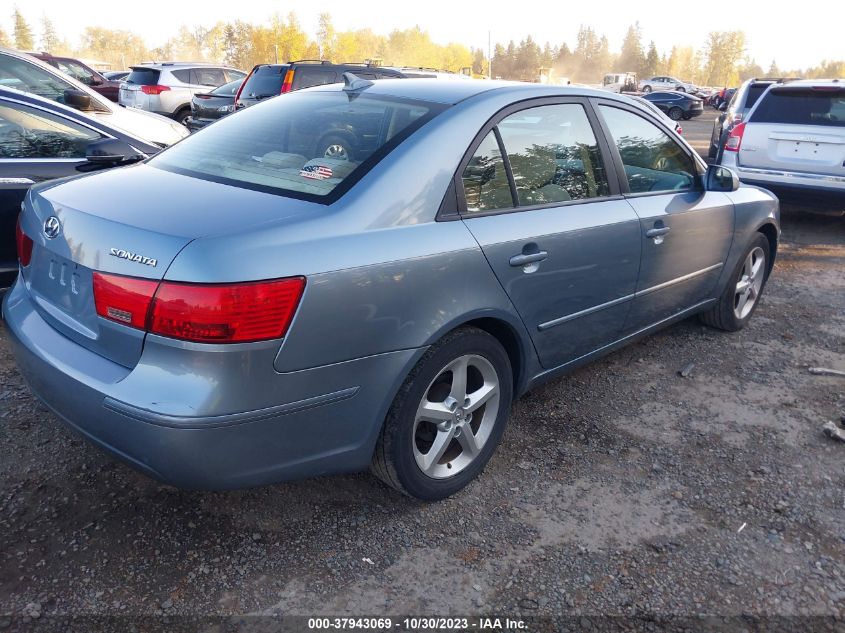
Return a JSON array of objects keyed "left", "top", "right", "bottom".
[
  {"left": 719, "top": 79, "right": 845, "bottom": 216},
  {"left": 119, "top": 63, "right": 246, "bottom": 124},
  {"left": 640, "top": 76, "right": 697, "bottom": 93}
]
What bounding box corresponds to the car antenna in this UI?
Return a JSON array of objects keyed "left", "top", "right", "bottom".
[{"left": 342, "top": 72, "right": 374, "bottom": 92}]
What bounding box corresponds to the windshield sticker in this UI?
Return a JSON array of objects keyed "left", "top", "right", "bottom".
[{"left": 300, "top": 165, "right": 334, "bottom": 180}]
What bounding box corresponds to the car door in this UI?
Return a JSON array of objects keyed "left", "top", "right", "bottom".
[
  {"left": 0, "top": 96, "right": 106, "bottom": 277},
  {"left": 456, "top": 99, "right": 642, "bottom": 370},
  {"left": 594, "top": 101, "right": 734, "bottom": 331}
]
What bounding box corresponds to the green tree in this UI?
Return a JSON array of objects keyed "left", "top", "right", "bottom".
[
  {"left": 40, "top": 14, "right": 62, "bottom": 52},
  {"left": 317, "top": 12, "right": 336, "bottom": 60},
  {"left": 0, "top": 26, "right": 10, "bottom": 47},
  {"left": 702, "top": 31, "right": 746, "bottom": 86},
  {"left": 618, "top": 23, "right": 645, "bottom": 74},
  {"left": 12, "top": 6, "right": 34, "bottom": 50},
  {"left": 643, "top": 41, "right": 659, "bottom": 77}
]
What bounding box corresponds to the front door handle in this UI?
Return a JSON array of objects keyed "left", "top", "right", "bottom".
[
  {"left": 646, "top": 227, "right": 671, "bottom": 238},
  {"left": 509, "top": 251, "right": 548, "bottom": 267}
]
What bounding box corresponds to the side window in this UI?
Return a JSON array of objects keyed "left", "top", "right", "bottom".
[
  {"left": 461, "top": 131, "right": 512, "bottom": 213},
  {"left": 295, "top": 69, "right": 339, "bottom": 89},
  {"left": 226, "top": 70, "right": 246, "bottom": 82},
  {"left": 0, "top": 55, "right": 74, "bottom": 104},
  {"left": 57, "top": 60, "right": 96, "bottom": 86},
  {"left": 0, "top": 100, "right": 104, "bottom": 159},
  {"left": 497, "top": 104, "right": 610, "bottom": 205},
  {"left": 599, "top": 105, "right": 696, "bottom": 194}
]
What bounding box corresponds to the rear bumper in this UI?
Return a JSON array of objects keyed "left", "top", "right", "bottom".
[
  {"left": 732, "top": 166, "right": 845, "bottom": 214},
  {"left": 2, "top": 278, "right": 422, "bottom": 489}
]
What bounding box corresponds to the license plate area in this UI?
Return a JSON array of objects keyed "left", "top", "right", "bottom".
[{"left": 28, "top": 252, "right": 97, "bottom": 328}]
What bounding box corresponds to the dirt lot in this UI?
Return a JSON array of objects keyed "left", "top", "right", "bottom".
[{"left": 1, "top": 113, "right": 844, "bottom": 626}]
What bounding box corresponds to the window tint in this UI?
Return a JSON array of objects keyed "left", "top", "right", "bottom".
[
  {"left": 240, "top": 66, "right": 287, "bottom": 98},
  {"left": 462, "top": 131, "right": 512, "bottom": 212},
  {"left": 171, "top": 69, "right": 191, "bottom": 83},
  {"left": 151, "top": 93, "right": 442, "bottom": 199},
  {"left": 0, "top": 100, "right": 103, "bottom": 159},
  {"left": 226, "top": 70, "right": 246, "bottom": 82},
  {"left": 600, "top": 105, "right": 696, "bottom": 194},
  {"left": 752, "top": 89, "right": 845, "bottom": 127},
  {"left": 295, "top": 68, "right": 339, "bottom": 89},
  {"left": 56, "top": 60, "right": 96, "bottom": 86},
  {"left": 191, "top": 68, "right": 226, "bottom": 86},
  {"left": 0, "top": 54, "right": 75, "bottom": 103},
  {"left": 211, "top": 79, "right": 243, "bottom": 96},
  {"left": 498, "top": 104, "right": 609, "bottom": 205},
  {"left": 744, "top": 83, "right": 769, "bottom": 108},
  {"left": 126, "top": 68, "right": 160, "bottom": 85}
]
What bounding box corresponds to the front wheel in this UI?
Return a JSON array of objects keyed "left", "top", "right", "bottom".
[
  {"left": 676, "top": 86, "right": 686, "bottom": 93},
  {"left": 700, "top": 233, "right": 771, "bottom": 331},
  {"left": 668, "top": 107, "right": 684, "bottom": 121},
  {"left": 642, "top": 85, "right": 652, "bottom": 93},
  {"left": 371, "top": 327, "right": 513, "bottom": 500}
]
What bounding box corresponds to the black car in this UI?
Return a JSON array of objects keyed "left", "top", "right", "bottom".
[
  {"left": 186, "top": 78, "right": 243, "bottom": 132},
  {"left": 0, "top": 87, "right": 159, "bottom": 285},
  {"left": 235, "top": 60, "right": 407, "bottom": 110},
  {"left": 642, "top": 91, "right": 704, "bottom": 121}
]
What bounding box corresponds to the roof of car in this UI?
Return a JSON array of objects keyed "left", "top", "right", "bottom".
[
  {"left": 306, "top": 77, "right": 617, "bottom": 105},
  {"left": 768, "top": 78, "right": 844, "bottom": 88}
]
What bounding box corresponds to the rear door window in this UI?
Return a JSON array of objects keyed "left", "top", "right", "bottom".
[
  {"left": 191, "top": 68, "right": 226, "bottom": 87},
  {"left": 126, "top": 68, "right": 160, "bottom": 85},
  {"left": 599, "top": 105, "right": 696, "bottom": 194},
  {"left": 171, "top": 69, "right": 192, "bottom": 83},
  {"left": 753, "top": 89, "right": 845, "bottom": 127}
]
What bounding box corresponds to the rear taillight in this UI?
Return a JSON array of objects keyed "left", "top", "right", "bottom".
[
  {"left": 15, "top": 217, "right": 33, "bottom": 268},
  {"left": 93, "top": 272, "right": 158, "bottom": 329},
  {"left": 724, "top": 122, "right": 746, "bottom": 152},
  {"left": 140, "top": 84, "right": 171, "bottom": 95},
  {"left": 280, "top": 69, "right": 295, "bottom": 94},
  {"left": 92, "top": 274, "right": 305, "bottom": 343},
  {"left": 234, "top": 69, "right": 252, "bottom": 105}
]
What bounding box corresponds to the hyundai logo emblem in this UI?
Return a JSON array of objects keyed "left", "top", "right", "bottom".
[{"left": 43, "top": 216, "right": 61, "bottom": 239}]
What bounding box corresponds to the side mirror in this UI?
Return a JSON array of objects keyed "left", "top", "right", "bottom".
[
  {"left": 719, "top": 102, "right": 728, "bottom": 112},
  {"left": 64, "top": 89, "right": 94, "bottom": 111},
  {"left": 85, "top": 138, "right": 146, "bottom": 165},
  {"left": 705, "top": 165, "right": 739, "bottom": 192}
]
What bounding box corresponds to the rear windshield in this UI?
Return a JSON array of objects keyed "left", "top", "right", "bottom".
[
  {"left": 753, "top": 89, "right": 845, "bottom": 127},
  {"left": 150, "top": 91, "right": 445, "bottom": 201},
  {"left": 126, "top": 68, "right": 160, "bottom": 85},
  {"left": 212, "top": 79, "right": 242, "bottom": 96},
  {"left": 240, "top": 65, "right": 288, "bottom": 99}
]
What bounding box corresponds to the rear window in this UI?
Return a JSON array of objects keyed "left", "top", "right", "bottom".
[
  {"left": 240, "top": 65, "right": 288, "bottom": 99},
  {"left": 212, "top": 79, "right": 242, "bottom": 96},
  {"left": 744, "top": 83, "right": 769, "bottom": 109},
  {"left": 126, "top": 68, "right": 160, "bottom": 85},
  {"left": 150, "top": 91, "right": 445, "bottom": 201},
  {"left": 753, "top": 89, "right": 845, "bottom": 127}
]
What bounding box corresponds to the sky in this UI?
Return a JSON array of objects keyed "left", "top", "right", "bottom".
[{"left": 6, "top": 0, "right": 843, "bottom": 70}]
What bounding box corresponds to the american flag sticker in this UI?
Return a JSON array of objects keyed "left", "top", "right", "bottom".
[{"left": 299, "top": 165, "right": 334, "bottom": 180}]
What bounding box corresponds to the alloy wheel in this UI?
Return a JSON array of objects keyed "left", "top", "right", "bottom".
[
  {"left": 412, "top": 354, "right": 501, "bottom": 479},
  {"left": 734, "top": 246, "right": 765, "bottom": 319}
]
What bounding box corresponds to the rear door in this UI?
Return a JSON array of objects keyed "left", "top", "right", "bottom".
[
  {"left": 0, "top": 97, "right": 106, "bottom": 275},
  {"left": 457, "top": 98, "right": 642, "bottom": 369},
  {"left": 739, "top": 86, "right": 845, "bottom": 177},
  {"left": 595, "top": 101, "right": 734, "bottom": 329}
]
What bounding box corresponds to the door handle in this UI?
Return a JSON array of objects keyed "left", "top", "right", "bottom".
[
  {"left": 646, "top": 227, "right": 671, "bottom": 238},
  {"left": 509, "top": 251, "right": 548, "bottom": 267}
]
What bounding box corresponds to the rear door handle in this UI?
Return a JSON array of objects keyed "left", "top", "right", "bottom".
[
  {"left": 509, "top": 251, "right": 548, "bottom": 267},
  {"left": 646, "top": 227, "right": 671, "bottom": 238}
]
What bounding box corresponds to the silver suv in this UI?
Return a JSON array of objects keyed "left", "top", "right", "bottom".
[{"left": 119, "top": 63, "right": 246, "bottom": 124}]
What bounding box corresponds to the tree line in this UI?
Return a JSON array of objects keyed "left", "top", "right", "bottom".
[{"left": 3, "top": 7, "right": 842, "bottom": 87}]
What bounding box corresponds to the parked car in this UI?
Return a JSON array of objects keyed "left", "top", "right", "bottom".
[
  {"left": 6, "top": 78, "right": 779, "bottom": 500},
  {"left": 388, "top": 66, "right": 466, "bottom": 79},
  {"left": 642, "top": 91, "right": 704, "bottom": 120},
  {"left": 0, "top": 86, "right": 159, "bottom": 286},
  {"left": 718, "top": 79, "right": 845, "bottom": 216},
  {"left": 104, "top": 71, "right": 130, "bottom": 82},
  {"left": 235, "top": 60, "right": 406, "bottom": 110},
  {"left": 31, "top": 53, "right": 122, "bottom": 102},
  {"left": 601, "top": 72, "right": 638, "bottom": 93},
  {"left": 640, "top": 76, "right": 697, "bottom": 94},
  {"left": 119, "top": 62, "right": 246, "bottom": 124},
  {"left": 186, "top": 78, "right": 243, "bottom": 132},
  {"left": 708, "top": 78, "right": 798, "bottom": 161},
  {"left": 632, "top": 96, "right": 684, "bottom": 135},
  {"left": 0, "top": 47, "right": 188, "bottom": 147}
]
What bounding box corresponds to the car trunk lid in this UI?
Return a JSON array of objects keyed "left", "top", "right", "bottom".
[{"left": 739, "top": 86, "right": 845, "bottom": 175}]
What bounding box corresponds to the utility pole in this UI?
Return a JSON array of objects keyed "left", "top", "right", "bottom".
[{"left": 488, "top": 30, "right": 492, "bottom": 79}]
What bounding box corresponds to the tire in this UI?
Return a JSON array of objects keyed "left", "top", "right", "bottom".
[
  {"left": 642, "top": 85, "right": 652, "bottom": 93},
  {"left": 174, "top": 107, "right": 191, "bottom": 126},
  {"left": 668, "top": 107, "right": 684, "bottom": 121},
  {"left": 699, "top": 233, "right": 771, "bottom": 332},
  {"left": 682, "top": 112, "right": 692, "bottom": 120},
  {"left": 371, "top": 327, "right": 513, "bottom": 501},
  {"left": 676, "top": 86, "right": 686, "bottom": 93},
  {"left": 316, "top": 134, "right": 355, "bottom": 161}
]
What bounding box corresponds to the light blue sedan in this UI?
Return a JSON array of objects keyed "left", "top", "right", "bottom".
[{"left": 5, "top": 76, "right": 779, "bottom": 500}]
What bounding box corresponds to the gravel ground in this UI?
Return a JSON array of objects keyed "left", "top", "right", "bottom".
[{"left": 1, "top": 144, "right": 844, "bottom": 625}]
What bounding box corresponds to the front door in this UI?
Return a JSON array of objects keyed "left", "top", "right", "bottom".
[
  {"left": 458, "top": 100, "right": 642, "bottom": 370},
  {"left": 595, "top": 103, "right": 734, "bottom": 330}
]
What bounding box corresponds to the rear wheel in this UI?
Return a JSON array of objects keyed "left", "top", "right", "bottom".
[
  {"left": 668, "top": 107, "right": 684, "bottom": 121},
  {"left": 371, "top": 327, "right": 513, "bottom": 500},
  {"left": 700, "top": 233, "right": 770, "bottom": 331},
  {"left": 316, "top": 134, "right": 354, "bottom": 161},
  {"left": 174, "top": 107, "right": 191, "bottom": 125},
  {"left": 676, "top": 86, "right": 686, "bottom": 93},
  {"left": 642, "top": 85, "right": 652, "bottom": 93}
]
